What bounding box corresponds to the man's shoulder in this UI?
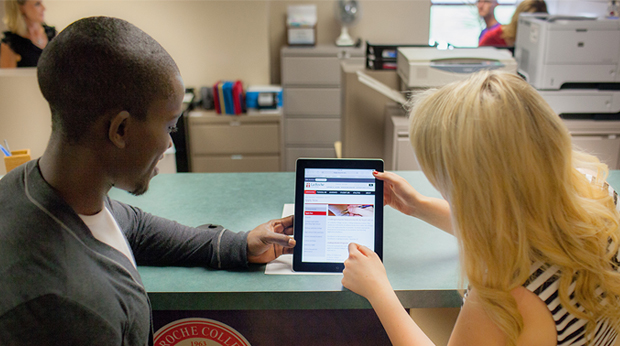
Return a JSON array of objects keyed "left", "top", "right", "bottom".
[
  {"left": 0, "top": 162, "right": 48, "bottom": 223},
  {"left": 488, "top": 22, "right": 501, "bottom": 31},
  {"left": 0, "top": 293, "right": 123, "bottom": 345},
  {"left": 0, "top": 164, "right": 31, "bottom": 219},
  {"left": 479, "top": 25, "right": 506, "bottom": 46},
  {"left": 485, "top": 24, "right": 503, "bottom": 35}
]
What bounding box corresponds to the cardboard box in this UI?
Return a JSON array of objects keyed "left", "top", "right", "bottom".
[{"left": 4, "top": 149, "right": 31, "bottom": 173}]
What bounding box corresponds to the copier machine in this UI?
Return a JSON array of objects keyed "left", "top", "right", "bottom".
[
  {"left": 384, "top": 46, "right": 517, "bottom": 170},
  {"left": 356, "top": 46, "right": 518, "bottom": 170},
  {"left": 396, "top": 46, "right": 517, "bottom": 88},
  {"left": 515, "top": 13, "right": 620, "bottom": 168}
]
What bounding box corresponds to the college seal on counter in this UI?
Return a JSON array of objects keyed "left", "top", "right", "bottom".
[{"left": 154, "top": 318, "right": 251, "bottom": 346}]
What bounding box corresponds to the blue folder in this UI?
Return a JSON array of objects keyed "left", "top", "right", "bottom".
[{"left": 222, "top": 81, "right": 235, "bottom": 115}]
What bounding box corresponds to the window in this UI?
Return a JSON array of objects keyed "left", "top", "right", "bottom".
[{"left": 429, "top": 0, "right": 516, "bottom": 48}]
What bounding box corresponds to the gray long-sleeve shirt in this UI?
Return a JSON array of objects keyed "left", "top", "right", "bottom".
[{"left": 0, "top": 160, "right": 249, "bottom": 345}]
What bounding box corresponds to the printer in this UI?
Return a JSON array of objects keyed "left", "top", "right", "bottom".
[
  {"left": 515, "top": 14, "right": 620, "bottom": 90},
  {"left": 396, "top": 47, "right": 517, "bottom": 88},
  {"left": 355, "top": 46, "right": 516, "bottom": 171},
  {"left": 515, "top": 14, "right": 620, "bottom": 116},
  {"left": 514, "top": 14, "right": 620, "bottom": 169}
]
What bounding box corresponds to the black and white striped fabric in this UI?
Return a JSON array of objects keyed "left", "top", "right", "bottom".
[
  {"left": 523, "top": 176, "right": 620, "bottom": 346},
  {"left": 524, "top": 261, "right": 618, "bottom": 346}
]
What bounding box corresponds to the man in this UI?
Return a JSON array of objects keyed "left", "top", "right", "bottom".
[
  {"left": 0, "top": 16, "right": 295, "bottom": 345},
  {"left": 477, "top": 0, "right": 499, "bottom": 43}
]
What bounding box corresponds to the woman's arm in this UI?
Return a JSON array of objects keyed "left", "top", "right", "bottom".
[
  {"left": 1, "top": 43, "right": 18, "bottom": 68},
  {"left": 342, "top": 244, "right": 557, "bottom": 346},
  {"left": 342, "top": 243, "right": 436, "bottom": 346},
  {"left": 374, "top": 171, "right": 453, "bottom": 234}
]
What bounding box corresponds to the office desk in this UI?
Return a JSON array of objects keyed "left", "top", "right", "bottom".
[
  {"left": 109, "top": 171, "right": 620, "bottom": 345},
  {"left": 108, "top": 171, "right": 461, "bottom": 310},
  {"left": 108, "top": 171, "right": 459, "bottom": 345}
]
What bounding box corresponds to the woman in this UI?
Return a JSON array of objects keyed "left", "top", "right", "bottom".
[
  {"left": 479, "top": 0, "right": 547, "bottom": 47},
  {"left": 1, "top": 0, "right": 55, "bottom": 68},
  {"left": 342, "top": 71, "right": 620, "bottom": 346}
]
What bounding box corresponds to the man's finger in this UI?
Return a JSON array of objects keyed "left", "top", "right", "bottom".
[
  {"left": 266, "top": 233, "right": 296, "bottom": 248},
  {"left": 279, "top": 215, "right": 293, "bottom": 228},
  {"left": 283, "top": 226, "right": 294, "bottom": 236},
  {"left": 271, "top": 215, "right": 294, "bottom": 234}
]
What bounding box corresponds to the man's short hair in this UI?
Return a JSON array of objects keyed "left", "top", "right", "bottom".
[{"left": 37, "top": 16, "right": 179, "bottom": 144}]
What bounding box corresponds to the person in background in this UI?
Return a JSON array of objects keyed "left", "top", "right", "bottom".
[
  {"left": 479, "top": 0, "right": 547, "bottom": 47},
  {"left": 0, "top": 16, "right": 295, "bottom": 345},
  {"left": 477, "top": 0, "right": 499, "bottom": 43},
  {"left": 342, "top": 71, "right": 620, "bottom": 346},
  {"left": 1, "top": 0, "right": 55, "bottom": 68}
]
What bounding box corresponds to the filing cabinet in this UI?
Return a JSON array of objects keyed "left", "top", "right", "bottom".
[
  {"left": 188, "top": 110, "right": 281, "bottom": 172},
  {"left": 281, "top": 45, "right": 364, "bottom": 171}
]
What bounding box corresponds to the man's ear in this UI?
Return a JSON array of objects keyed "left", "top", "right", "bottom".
[{"left": 109, "top": 111, "right": 130, "bottom": 148}]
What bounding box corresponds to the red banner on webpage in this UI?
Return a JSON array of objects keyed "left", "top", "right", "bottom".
[{"left": 305, "top": 211, "right": 327, "bottom": 215}]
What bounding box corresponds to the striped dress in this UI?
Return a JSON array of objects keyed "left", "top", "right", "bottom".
[{"left": 523, "top": 179, "right": 620, "bottom": 346}]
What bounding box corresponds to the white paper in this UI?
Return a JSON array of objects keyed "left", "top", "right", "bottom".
[
  {"left": 264, "top": 204, "right": 342, "bottom": 276},
  {"left": 356, "top": 70, "right": 408, "bottom": 105},
  {"left": 281, "top": 203, "right": 294, "bottom": 218},
  {"left": 264, "top": 254, "right": 341, "bottom": 275}
]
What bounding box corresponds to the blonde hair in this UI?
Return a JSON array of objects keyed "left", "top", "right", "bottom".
[
  {"left": 3, "top": 0, "right": 28, "bottom": 37},
  {"left": 409, "top": 71, "right": 620, "bottom": 346},
  {"left": 502, "top": 0, "right": 548, "bottom": 44}
]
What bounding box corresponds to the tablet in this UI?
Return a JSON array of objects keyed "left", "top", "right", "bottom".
[{"left": 293, "top": 158, "right": 384, "bottom": 272}]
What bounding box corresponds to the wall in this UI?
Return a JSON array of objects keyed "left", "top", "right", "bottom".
[
  {"left": 0, "top": 1, "right": 5, "bottom": 32},
  {"left": 0, "top": 0, "right": 609, "bottom": 175},
  {"left": 0, "top": 0, "right": 430, "bottom": 175},
  {"left": 0, "top": 69, "right": 50, "bottom": 176},
  {"left": 268, "top": 0, "right": 431, "bottom": 84},
  {"left": 42, "top": 1, "right": 271, "bottom": 89},
  {"left": 3, "top": 0, "right": 429, "bottom": 87}
]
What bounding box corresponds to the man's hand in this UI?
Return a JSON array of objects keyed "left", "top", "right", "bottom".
[{"left": 247, "top": 215, "right": 295, "bottom": 263}]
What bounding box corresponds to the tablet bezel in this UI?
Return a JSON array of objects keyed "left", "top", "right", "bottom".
[{"left": 293, "top": 158, "right": 384, "bottom": 273}]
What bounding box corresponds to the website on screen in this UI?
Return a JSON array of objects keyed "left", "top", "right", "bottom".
[{"left": 302, "top": 168, "right": 376, "bottom": 263}]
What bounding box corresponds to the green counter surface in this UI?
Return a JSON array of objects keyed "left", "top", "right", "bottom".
[{"left": 108, "top": 171, "right": 620, "bottom": 312}]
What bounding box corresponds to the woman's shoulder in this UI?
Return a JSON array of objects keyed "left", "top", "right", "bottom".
[
  {"left": 1, "top": 31, "right": 18, "bottom": 44},
  {"left": 43, "top": 25, "right": 57, "bottom": 40}
]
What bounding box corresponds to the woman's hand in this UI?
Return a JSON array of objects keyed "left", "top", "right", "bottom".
[
  {"left": 342, "top": 243, "right": 393, "bottom": 302},
  {"left": 342, "top": 243, "right": 438, "bottom": 346},
  {"left": 374, "top": 171, "right": 428, "bottom": 218},
  {"left": 374, "top": 171, "right": 453, "bottom": 234}
]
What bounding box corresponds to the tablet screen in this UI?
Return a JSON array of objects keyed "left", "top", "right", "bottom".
[{"left": 293, "top": 159, "right": 384, "bottom": 272}]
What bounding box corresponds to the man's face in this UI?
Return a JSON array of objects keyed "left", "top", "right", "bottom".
[
  {"left": 121, "top": 73, "right": 184, "bottom": 196},
  {"left": 477, "top": 0, "right": 497, "bottom": 18}
]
